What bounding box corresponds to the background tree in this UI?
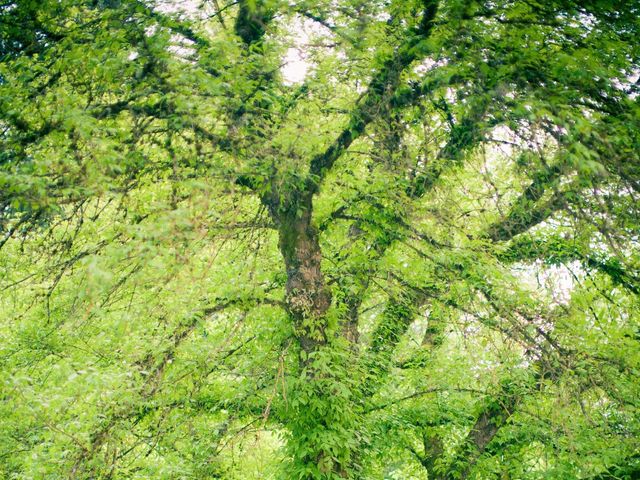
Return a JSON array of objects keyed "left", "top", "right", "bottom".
[{"left": 1, "top": 0, "right": 639, "bottom": 478}]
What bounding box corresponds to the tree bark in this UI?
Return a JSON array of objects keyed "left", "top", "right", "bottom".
[{"left": 274, "top": 192, "right": 332, "bottom": 359}]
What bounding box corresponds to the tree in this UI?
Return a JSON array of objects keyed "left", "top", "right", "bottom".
[{"left": 1, "top": 0, "right": 639, "bottom": 478}]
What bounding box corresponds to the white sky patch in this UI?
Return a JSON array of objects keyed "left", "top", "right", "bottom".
[
  {"left": 282, "top": 47, "right": 310, "bottom": 85},
  {"left": 513, "top": 259, "right": 584, "bottom": 306},
  {"left": 413, "top": 57, "right": 446, "bottom": 76},
  {"left": 613, "top": 67, "right": 640, "bottom": 100},
  {"left": 374, "top": 10, "right": 391, "bottom": 22},
  {"left": 280, "top": 15, "right": 331, "bottom": 85},
  {"left": 154, "top": 0, "right": 206, "bottom": 17},
  {"left": 169, "top": 34, "right": 196, "bottom": 60},
  {"left": 481, "top": 125, "right": 519, "bottom": 164}
]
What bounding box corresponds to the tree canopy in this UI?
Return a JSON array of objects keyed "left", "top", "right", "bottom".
[{"left": 1, "top": 0, "right": 639, "bottom": 478}]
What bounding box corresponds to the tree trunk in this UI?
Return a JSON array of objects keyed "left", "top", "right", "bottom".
[
  {"left": 276, "top": 192, "right": 332, "bottom": 357},
  {"left": 270, "top": 191, "right": 357, "bottom": 478}
]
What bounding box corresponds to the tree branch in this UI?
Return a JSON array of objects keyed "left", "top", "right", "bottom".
[{"left": 306, "top": 1, "right": 440, "bottom": 193}]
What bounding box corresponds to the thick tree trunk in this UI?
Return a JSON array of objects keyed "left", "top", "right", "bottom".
[
  {"left": 270, "top": 192, "right": 356, "bottom": 478},
  {"left": 275, "top": 192, "right": 332, "bottom": 358}
]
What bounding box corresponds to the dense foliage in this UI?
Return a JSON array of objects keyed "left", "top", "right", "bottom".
[{"left": 1, "top": 0, "right": 639, "bottom": 478}]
